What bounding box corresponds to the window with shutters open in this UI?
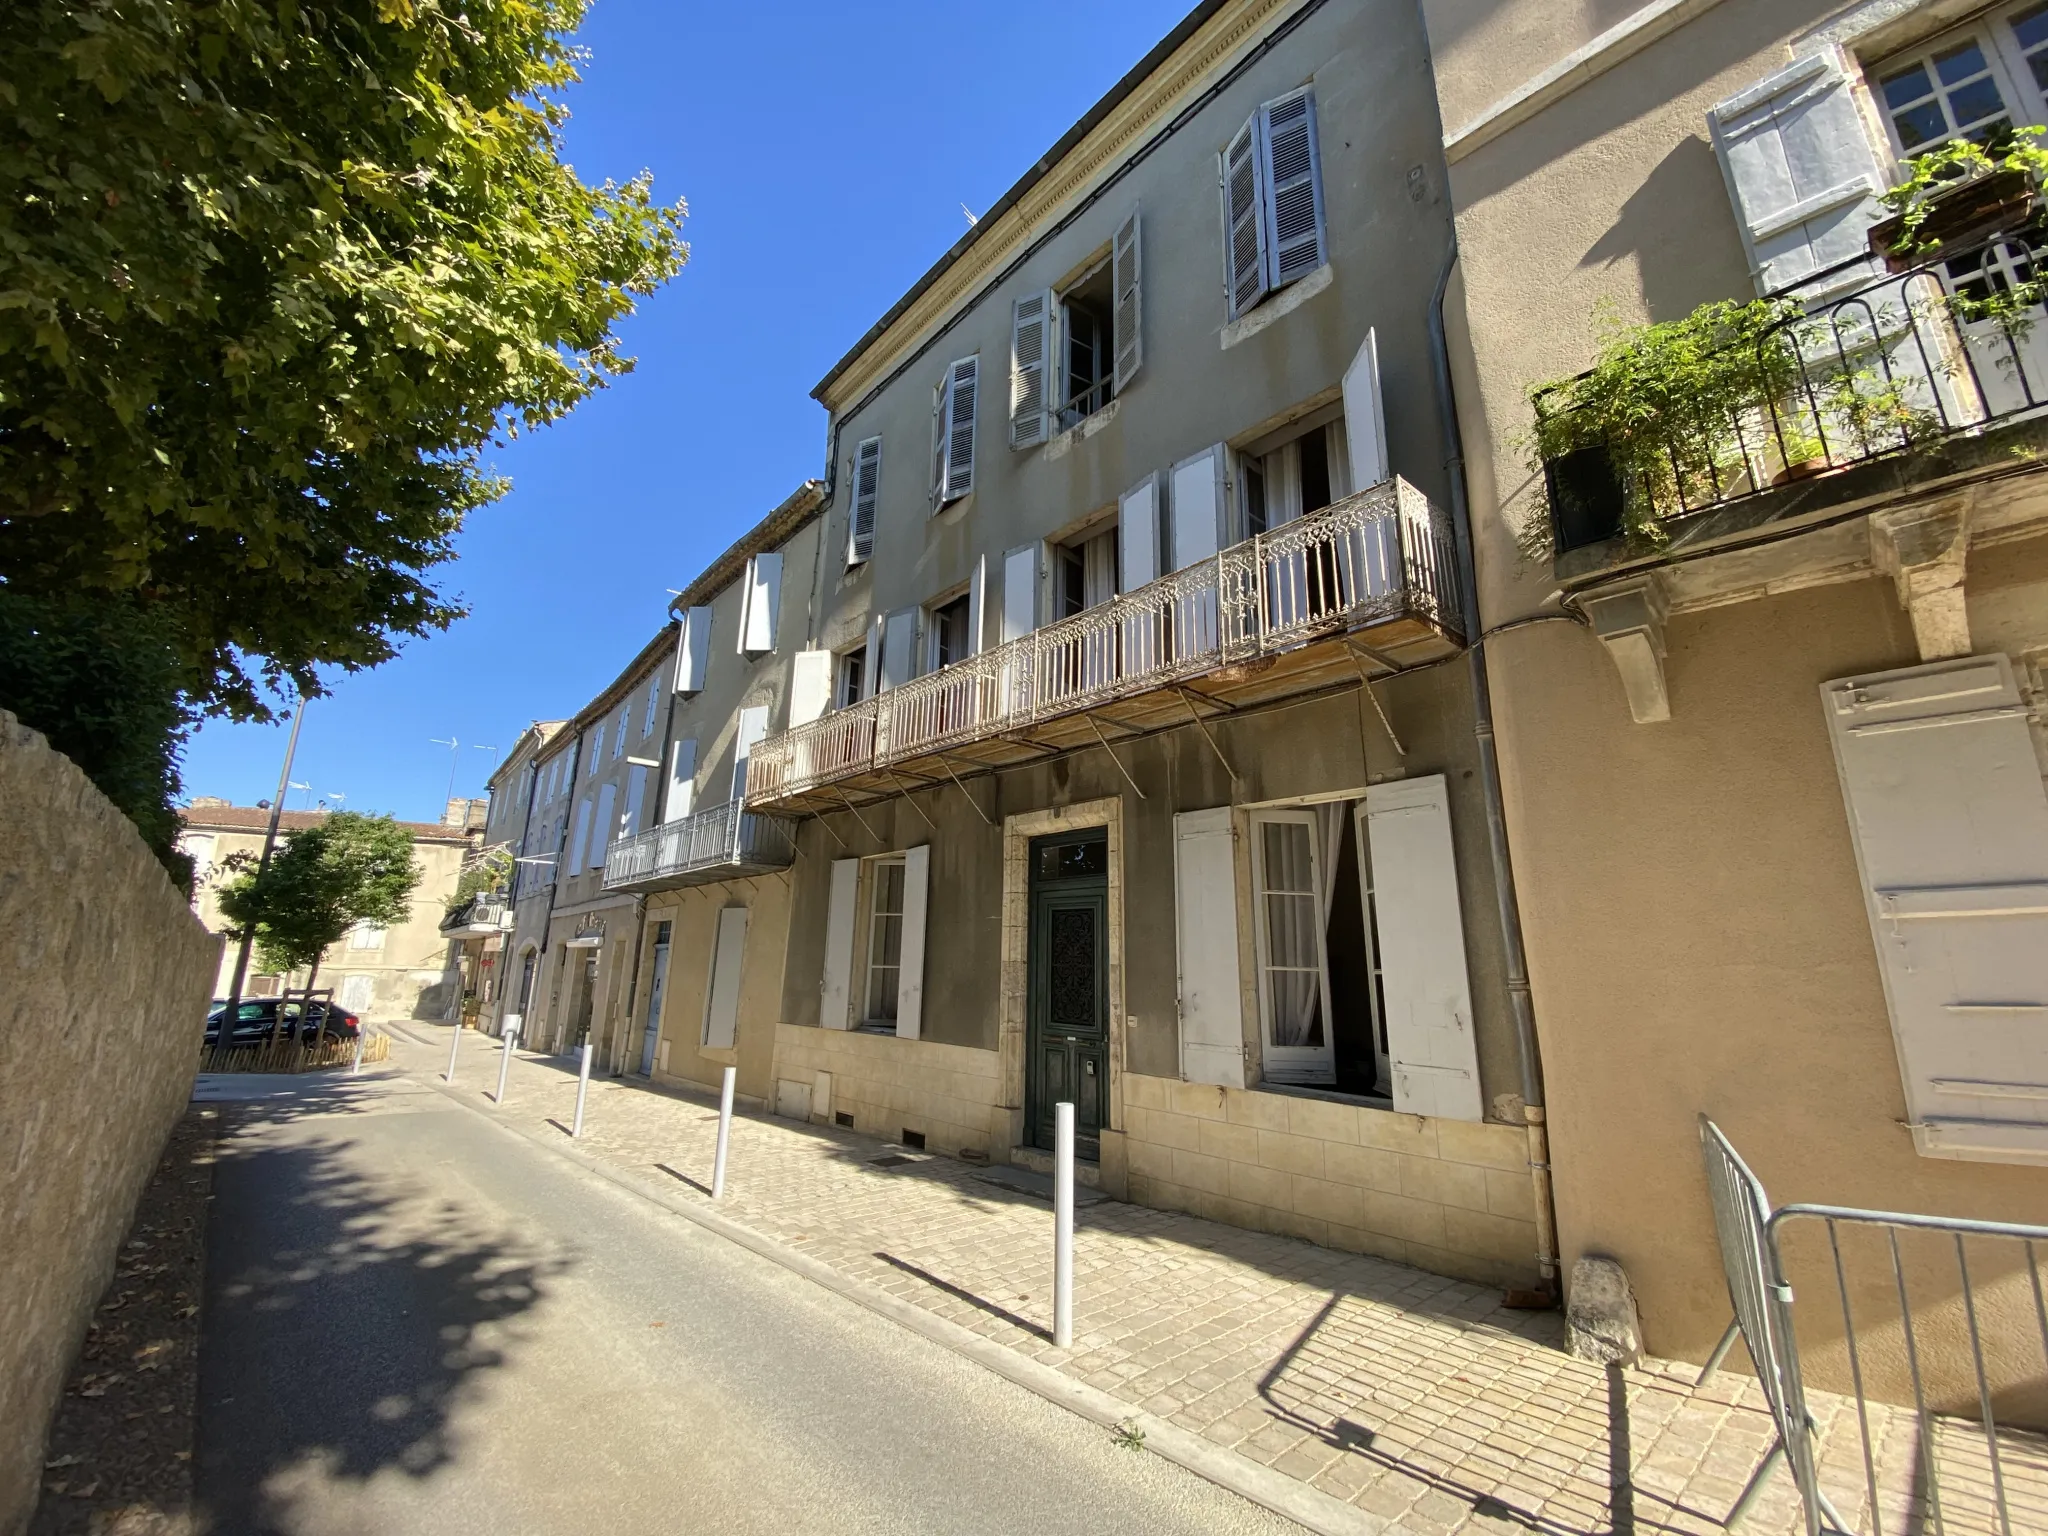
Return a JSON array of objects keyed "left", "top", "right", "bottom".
[
  {"left": 1221, "top": 89, "right": 1327, "bottom": 322},
  {"left": 932, "top": 356, "right": 978, "bottom": 506},
  {"left": 1011, "top": 210, "right": 1142, "bottom": 451},
  {"left": 848, "top": 436, "right": 881, "bottom": 564}
]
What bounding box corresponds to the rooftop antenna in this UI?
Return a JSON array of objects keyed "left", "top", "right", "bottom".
[
  {"left": 430, "top": 736, "right": 462, "bottom": 809},
  {"left": 289, "top": 779, "right": 312, "bottom": 809}
]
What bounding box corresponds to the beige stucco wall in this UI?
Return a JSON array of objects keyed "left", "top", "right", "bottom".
[
  {"left": 770, "top": 1024, "right": 1005, "bottom": 1157},
  {"left": 0, "top": 712, "right": 220, "bottom": 1536},
  {"left": 644, "top": 874, "right": 790, "bottom": 1107}
]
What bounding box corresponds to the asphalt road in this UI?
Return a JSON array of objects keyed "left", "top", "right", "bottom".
[{"left": 193, "top": 1064, "right": 1300, "bottom": 1536}]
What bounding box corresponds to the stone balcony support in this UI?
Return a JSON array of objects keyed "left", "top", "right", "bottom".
[{"left": 1871, "top": 500, "right": 1973, "bottom": 662}]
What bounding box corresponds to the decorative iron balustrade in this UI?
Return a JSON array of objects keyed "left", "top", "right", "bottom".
[
  {"left": 747, "top": 477, "right": 1458, "bottom": 805},
  {"left": 1539, "top": 231, "right": 2048, "bottom": 551},
  {"left": 601, "top": 799, "right": 797, "bottom": 891}
]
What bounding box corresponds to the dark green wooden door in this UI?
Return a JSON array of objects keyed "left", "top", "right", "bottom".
[{"left": 1027, "top": 833, "right": 1109, "bottom": 1158}]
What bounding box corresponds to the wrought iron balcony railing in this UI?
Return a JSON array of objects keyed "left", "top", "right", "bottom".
[
  {"left": 746, "top": 477, "right": 1459, "bottom": 811},
  {"left": 601, "top": 799, "right": 797, "bottom": 892}
]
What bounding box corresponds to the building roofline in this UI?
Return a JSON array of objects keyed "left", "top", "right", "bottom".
[
  {"left": 486, "top": 720, "right": 567, "bottom": 789},
  {"left": 176, "top": 807, "right": 472, "bottom": 843},
  {"left": 664, "top": 479, "right": 829, "bottom": 618}
]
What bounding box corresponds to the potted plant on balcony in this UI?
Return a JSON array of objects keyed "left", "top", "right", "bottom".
[{"left": 1870, "top": 128, "right": 2048, "bottom": 269}]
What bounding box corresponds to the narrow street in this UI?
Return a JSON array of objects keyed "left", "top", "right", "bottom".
[{"left": 191, "top": 1061, "right": 1299, "bottom": 1536}]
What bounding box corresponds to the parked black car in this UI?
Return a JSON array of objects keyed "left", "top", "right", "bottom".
[{"left": 204, "top": 998, "right": 360, "bottom": 1048}]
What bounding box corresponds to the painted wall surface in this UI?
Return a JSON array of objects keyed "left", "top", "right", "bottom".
[{"left": 644, "top": 873, "right": 789, "bottom": 1108}]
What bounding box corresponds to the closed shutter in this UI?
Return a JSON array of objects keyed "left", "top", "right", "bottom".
[
  {"left": 849, "top": 436, "right": 881, "bottom": 564},
  {"left": 1342, "top": 328, "right": 1389, "bottom": 491},
  {"left": 789, "top": 649, "right": 833, "bottom": 726},
  {"left": 1365, "top": 774, "right": 1482, "bottom": 1122},
  {"left": 591, "top": 783, "right": 617, "bottom": 871},
  {"left": 1175, "top": 808, "right": 1247, "bottom": 1087},
  {"left": 1168, "top": 446, "right": 1227, "bottom": 571},
  {"left": 731, "top": 704, "right": 770, "bottom": 801},
  {"left": 820, "top": 857, "right": 860, "bottom": 1030},
  {"left": 1113, "top": 207, "right": 1143, "bottom": 392},
  {"left": 569, "top": 796, "right": 593, "bottom": 873},
  {"left": 1001, "top": 544, "right": 1039, "bottom": 642},
  {"left": 738, "top": 553, "right": 781, "bottom": 656},
  {"left": 1822, "top": 655, "right": 2048, "bottom": 1164},
  {"left": 967, "top": 554, "right": 987, "bottom": 657},
  {"left": 1119, "top": 473, "right": 1161, "bottom": 591},
  {"left": 676, "top": 607, "right": 712, "bottom": 695},
  {"left": 879, "top": 607, "right": 918, "bottom": 691},
  {"left": 1260, "top": 89, "right": 1325, "bottom": 290},
  {"left": 702, "top": 905, "right": 748, "bottom": 1049},
  {"left": 1223, "top": 116, "right": 1267, "bottom": 320},
  {"left": 946, "top": 357, "right": 977, "bottom": 500},
  {"left": 1708, "top": 48, "right": 1886, "bottom": 297},
  {"left": 1010, "top": 292, "right": 1054, "bottom": 449},
  {"left": 895, "top": 843, "right": 931, "bottom": 1041},
  {"left": 665, "top": 738, "right": 698, "bottom": 823},
  {"left": 623, "top": 763, "right": 648, "bottom": 837}
]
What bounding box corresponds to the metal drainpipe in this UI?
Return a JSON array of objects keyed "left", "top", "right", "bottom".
[{"left": 1427, "top": 239, "right": 1560, "bottom": 1295}]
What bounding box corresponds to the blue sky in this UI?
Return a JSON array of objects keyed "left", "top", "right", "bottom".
[{"left": 181, "top": 0, "right": 1198, "bottom": 821}]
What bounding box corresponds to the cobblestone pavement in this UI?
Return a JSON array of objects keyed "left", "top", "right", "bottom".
[{"left": 412, "top": 1033, "right": 2042, "bottom": 1536}]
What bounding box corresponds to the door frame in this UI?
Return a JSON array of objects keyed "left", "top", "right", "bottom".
[{"left": 1025, "top": 834, "right": 1111, "bottom": 1157}]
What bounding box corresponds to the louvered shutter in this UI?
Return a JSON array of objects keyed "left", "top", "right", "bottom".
[
  {"left": 879, "top": 608, "right": 918, "bottom": 691},
  {"left": 591, "top": 783, "right": 617, "bottom": 871},
  {"left": 1113, "top": 208, "right": 1142, "bottom": 392},
  {"left": 967, "top": 554, "right": 987, "bottom": 657},
  {"left": 676, "top": 608, "right": 712, "bottom": 695},
  {"left": 1223, "top": 116, "right": 1267, "bottom": 320},
  {"left": 862, "top": 614, "right": 882, "bottom": 699},
  {"left": 895, "top": 844, "right": 931, "bottom": 1041},
  {"left": 1260, "top": 89, "right": 1326, "bottom": 290},
  {"left": 1009, "top": 294, "right": 1054, "bottom": 449},
  {"left": 738, "top": 554, "right": 781, "bottom": 656},
  {"left": 1119, "top": 474, "right": 1160, "bottom": 591},
  {"left": 665, "top": 738, "right": 698, "bottom": 823},
  {"left": 1168, "top": 446, "right": 1227, "bottom": 571},
  {"left": 702, "top": 906, "right": 748, "bottom": 1049},
  {"left": 849, "top": 436, "right": 881, "bottom": 564},
  {"left": 731, "top": 704, "right": 769, "bottom": 801},
  {"left": 820, "top": 858, "right": 859, "bottom": 1029},
  {"left": 1175, "top": 808, "right": 1247, "bottom": 1087},
  {"left": 1708, "top": 48, "right": 1886, "bottom": 297},
  {"left": 789, "top": 649, "right": 833, "bottom": 727},
  {"left": 1001, "top": 544, "right": 1038, "bottom": 641},
  {"left": 569, "top": 796, "right": 593, "bottom": 873},
  {"left": 942, "top": 356, "right": 977, "bottom": 501},
  {"left": 1822, "top": 655, "right": 2048, "bottom": 1163},
  {"left": 1365, "top": 775, "right": 1483, "bottom": 1121},
  {"left": 1342, "top": 328, "right": 1389, "bottom": 490},
  {"left": 623, "top": 763, "right": 648, "bottom": 837}
]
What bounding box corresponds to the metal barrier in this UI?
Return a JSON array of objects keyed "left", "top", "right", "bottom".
[{"left": 1699, "top": 1117, "right": 2048, "bottom": 1536}]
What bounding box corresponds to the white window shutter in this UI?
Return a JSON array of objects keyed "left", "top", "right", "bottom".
[
  {"left": 1112, "top": 206, "right": 1143, "bottom": 392},
  {"left": 820, "top": 858, "right": 860, "bottom": 1030},
  {"left": 789, "top": 649, "right": 833, "bottom": 727},
  {"left": 1259, "top": 89, "right": 1325, "bottom": 290},
  {"left": 623, "top": 763, "right": 648, "bottom": 837},
  {"left": 1175, "top": 808, "right": 1246, "bottom": 1088},
  {"left": 1009, "top": 293, "right": 1054, "bottom": 449},
  {"left": 1119, "top": 474, "right": 1161, "bottom": 591},
  {"left": 880, "top": 607, "right": 918, "bottom": 691},
  {"left": 1708, "top": 48, "right": 1886, "bottom": 297},
  {"left": 895, "top": 844, "right": 930, "bottom": 1041},
  {"left": 1168, "top": 446, "right": 1227, "bottom": 571},
  {"left": 569, "top": 796, "right": 593, "bottom": 873},
  {"left": 665, "top": 738, "right": 698, "bottom": 823},
  {"left": 967, "top": 554, "right": 987, "bottom": 656},
  {"left": 1001, "top": 544, "right": 1039, "bottom": 642},
  {"left": 941, "top": 356, "right": 978, "bottom": 502},
  {"left": 738, "top": 553, "right": 781, "bottom": 656},
  {"left": 1342, "top": 328, "right": 1389, "bottom": 491},
  {"left": 676, "top": 607, "right": 712, "bottom": 695},
  {"left": 1223, "top": 115, "right": 1268, "bottom": 320},
  {"left": 1823, "top": 655, "right": 2048, "bottom": 1164},
  {"left": 731, "top": 704, "right": 770, "bottom": 802},
  {"left": 702, "top": 905, "right": 748, "bottom": 1049},
  {"left": 849, "top": 436, "right": 881, "bottom": 564},
  {"left": 862, "top": 614, "right": 883, "bottom": 699},
  {"left": 591, "top": 782, "right": 617, "bottom": 870},
  {"left": 1365, "top": 774, "right": 1483, "bottom": 1121},
  {"left": 931, "top": 376, "right": 948, "bottom": 506}
]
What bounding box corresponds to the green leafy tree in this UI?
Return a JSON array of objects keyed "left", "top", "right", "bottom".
[
  {"left": 1, "top": 0, "right": 688, "bottom": 718},
  {"left": 216, "top": 812, "right": 421, "bottom": 1000}
]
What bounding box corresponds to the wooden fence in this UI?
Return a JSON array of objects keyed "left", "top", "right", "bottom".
[{"left": 197, "top": 1032, "right": 390, "bottom": 1075}]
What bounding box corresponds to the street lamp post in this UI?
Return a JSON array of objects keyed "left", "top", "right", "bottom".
[{"left": 221, "top": 694, "right": 308, "bottom": 1027}]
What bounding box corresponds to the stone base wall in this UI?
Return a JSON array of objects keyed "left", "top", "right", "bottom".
[
  {"left": 1120, "top": 1074, "right": 1541, "bottom": 1288},
  {"left": 0, "top": 712, "right": 220, "bottom": 1536},
  {"left": 771, "top": 1023, "right": 1003, "bottom": 1157}
]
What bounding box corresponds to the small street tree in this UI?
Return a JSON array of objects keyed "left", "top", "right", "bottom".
[{"left": 216, "top": 813, "right": 422, "bottom": 1017}]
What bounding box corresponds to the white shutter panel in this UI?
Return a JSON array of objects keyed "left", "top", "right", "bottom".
[
  {"left": 1009, "top": 292, "right": 1054, "bottom": 449},
  {"left": 1118, "top": 473, "right": 1160, "bottom": 591},
  {"left": 1259, "top": 89, "right": 1325, "bottom": 290},
  {"left": 819, "top": 858, "right": 860, "bottom": 1030},
  {"left": 862, "top": 614, "right": 883, "bottom": 699},
  {"left": 1168, "top": 446, "right": 1227, "bottom": 571},
  {"left": 849, "top": 436, "right": 881, "bottom": 564},
  {"left": 731, "top": 704, "right": 770, "bottom": 801},
  {"left": 738, "top": 553, "right": 781, "bottom": 656},
  {"left": 591, "top": 783, "right": 617, "bottom": 870},
  {"left": 942, "top": 356, "right": 978, "bottom": 501},
  {"left": 676, "top": 607, "right": 712, "bottom": 695},
  {"left": 1112, "top": 207, "right": 1142, "bottom": 392},
  {"left": 702, "top": 905, "right": 748, "bottom": 1049},
  {"left": 1708, "top": 48, "right": 1886, "bottom": 297},
  {"left": 1175, "top": 808, "right": 1247, "bottom": 1088},
  {"left": 665, "top": 738, "right": 698, "bottom": 823},
  {"left": 931, "top": 376, "right": 949, "bottom": 507},
  {"left": 789, "top": 649, "right": 833, "bottom": 726},
  {"left": 1001, "top": 544, "right": 1038, "bottom": 641},
  {"left": 569, "top": 796, "right": 593, "bottom": 873},
  {"left": 1365, "top": 774, "right": 1482, "bottom": 1122},
  {"left": 879, "top": 607, "right": 917, "bottom": 691},
  {"left": 895, "top": 844, "right": 931, "bottom": 1041},
  {"left": 1223, "top": 116, "right": 1268, "bottom": 320},
  {"left": 1822, "top": 655, "right": 2048, "bottom": 1164},
  {"left": 967, "top": 554, "right": 987, "bottom": 656},
  {"left": 623, "top": 763, "right": 648, "bottom": 837},
  {"left": 1342, "top": 328, "right": 1389, "bottom": 491}
]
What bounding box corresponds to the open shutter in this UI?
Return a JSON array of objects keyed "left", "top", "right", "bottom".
[
  {"left": 569, "top": 796, "right": 593, "bottom": 874},
  {"left": 895, "top": 844, "right": 930, "bottom": 1041},
  {"left": 1365, "top": 774, "right": 1482, "bottom": 1121},
  {"left": 731, "top": 704, "right": 769, "bottom": 801},
  {"left": 1175, "top": 808, "right": 1247, "bottom": 1087},
  {"left": 1168, "top": 446, "right": 1227, "bottom": 571},
  {"left": 1260, "top": 89, "right": 1325, "bottom": 290},
  {"left": 591, "top": 783, "right": 617, "bottom": 871},
  {"left": 849, "top": 436, "right": 881, "bottom": 564},
  {"left": 820, "top": 858, "right": 859, "bottom": 1030},
  {"left": 665, "top": 738, "right": 698, "bottom": 823},
  {"left": 676, "top": 608, "right": 712, "bottom": 695},
  {"left": 967, "top": 554, "right": 987, "bottom": 656},
  {"left": 879, "top": 608, "right": 918, "bottom": 691},
  {"left": 1118, "top": 473, "right": 1161, "bottom": 591},
  {"left": 1708, "top": 48, "right": 1886, "bottom": 297},
  {"left": 1342, "top": 328, "right": 1389, "bottom": 491},
  {"left": 739, "top": 553, "right": 781, "bottom": 656},
  {"left": 623, "top": 763, "right": 648, "bottom": 837},
  {"left": 862, "top": 614, "right": 883, "bottom": 699},
  {"left": 1113, "top": 207, "right": 1142, "bottom": 392},
  {"left": 1001, "top": 544, "right": 1038, "bottom": 641},
  {"left": 1009, "top": 293, "right": 1054, "bottom": 449},
  {"left": 789, "top": 649, "right": 833, "bottom": 727},
  {"left": 1823, "top": 655, "right": 2048, "bottom": 1164},
  {"left": 1223, "top": 116, "right": 1268, "bottom": 320},
  {"left": 702, "top": 905, "right": 748, "bottom": 1049},
  {"left": 943, "top": 357, "right": 977, "bottom": 501}
]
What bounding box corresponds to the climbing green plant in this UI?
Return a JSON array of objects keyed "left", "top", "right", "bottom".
[
  {"left": 1879, "top": 126, "right": 2048, "bottom": 257},
  {"left": 446, "top": 845, "right": 515, "bottom": 912}
]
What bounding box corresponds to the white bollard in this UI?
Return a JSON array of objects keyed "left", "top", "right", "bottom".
[
  {"left": 495, "top": 1019, "right": 520, "bottom": 1104},
  {"left": 351, "top": 1029, "right": 365, "bottom": 1076},
  {"left": 572, "top": 1041, "right": 593, "bottom": 1137},
  {"left": 1054, "top": 1100, "right": 1075, "bottom": 1350},
  {"left": 711, "top": 1065, "right": 736, "bottom": 1200},
  {"left": 445, "top": 1015, "right": 465, "bottom": 1082}
]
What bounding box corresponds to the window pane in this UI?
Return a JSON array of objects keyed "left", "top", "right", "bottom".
[
  {"left": 1265, "top": 970, "right": 1324, "bottom": 1049},
  {"left": 1260, "top": 820, "right": 1315, "bottom": 895},
  {"left": 2013, "top": 1, "right": 2048, "bottom": 50},
  {"left": 1881, "top": 63, "right": 1933, "bottom": 112},
  {"left": 1933, "top": 40, "right": 1991, "bottom": 86},
  {"left": 1948, "top": 78, "right": 2008, "bottom": 131},
  {"left": 1264, "top": 890, "right": 1320, "bottom": 968},
  {"left": 1894, "top": 100, "right": 1949, "bottom": 149}
]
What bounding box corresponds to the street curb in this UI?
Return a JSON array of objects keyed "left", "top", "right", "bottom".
[{"left": 416, "top": 1060, "right": 1399, "bottom": 1536}]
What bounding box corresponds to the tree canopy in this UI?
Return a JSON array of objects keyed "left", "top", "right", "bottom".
[
  {"left": 0, "top": 0, "right": 688, "bottom": 718},
  {"left": 215, "top": 810, "right": 421, "bottom": 981}
]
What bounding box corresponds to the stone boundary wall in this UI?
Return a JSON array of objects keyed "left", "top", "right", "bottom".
[
  {"left": 772, "top": 1023, "right": 1003, "bottom": 1157},
  {"left": 0, "top": 711, "right": 219, "bottom": 1536}
]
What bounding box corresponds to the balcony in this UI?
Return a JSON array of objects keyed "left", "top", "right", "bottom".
[
  {"left": 602, "top": 799, "right": 798, "bottom": 892},
  {"left": 745, "top": 477, "right": 1462, "bottom": 815},
  {"left": 440, "top": 896, "right": 512, "bottom": 937}
]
